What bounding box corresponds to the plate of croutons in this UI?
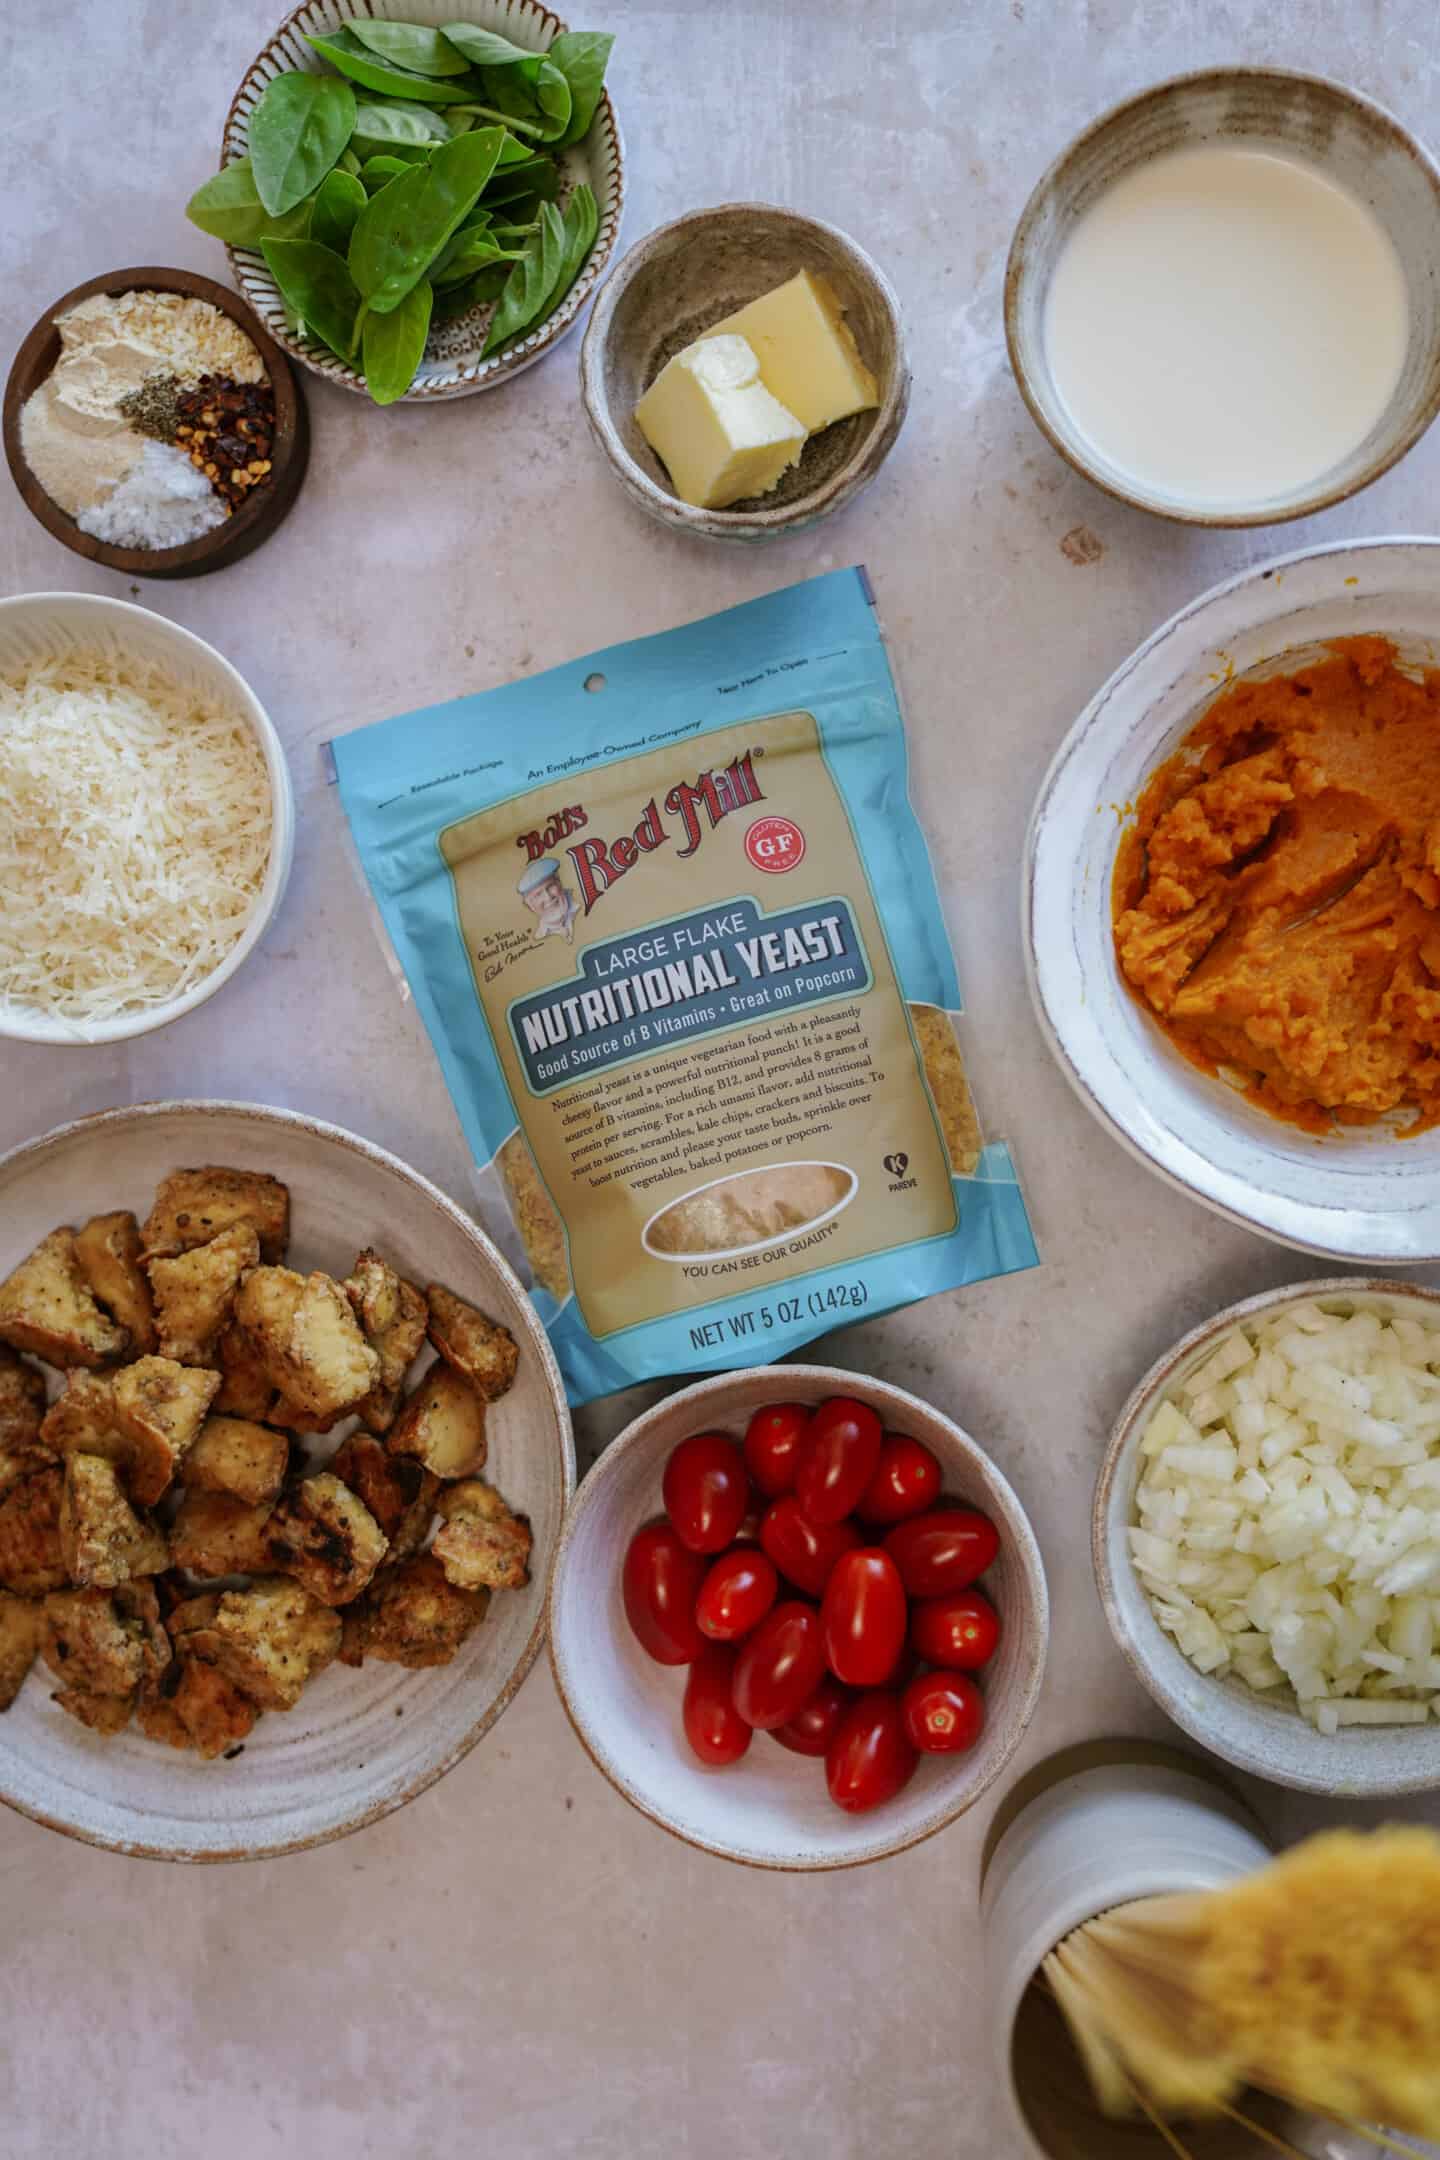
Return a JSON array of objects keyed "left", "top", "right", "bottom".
[{"left": 0, "top": 1100, "right": 573, "bottom": 1859}]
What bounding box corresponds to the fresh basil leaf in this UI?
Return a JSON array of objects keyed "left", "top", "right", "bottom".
[
  {"left": 249, "top": 72, "right": 356, "bottom": 216},
  {"left": 433, "top": 227, "right": 522, "bottom": 286},
  {"left": 547, "top": 31, "right": 613, "bottom": 147},
  {"left": 350, "top": 97, "right": 449, "bottom": 152},
  {"left": 439, "top": 22, "right": 537, "bottom": 68},
  {"left": 261, "top": 237, "right": 361, "bottom": 361},
  {"left": 482, "top": 197, "right": 566, "bottom": 355},
  {"left": 310, "top": 166, "right": 367, "bottom": 253},
  {"left": 344, "top": 18, "right": 471, "bottom": 76},
  {"left": 363, "top": 277, "right": 433, "bottom": 403},
  {"left": 348, "top": 125, "right": 506, "bottom": 314},
  {"left": 482, "top": 154, "right": 560, "bottom": 208},
  {"left": 360, "top": 154, "right": 412, "bottom": 193},
  {"left": 339, "top": 145, "right": 364, "bottom": 176},
  {"left": 306, "top": 27, "right": 474, "bottom": 104},
  {"left": 552, "top": 181, "right": 599, "bottom": 306},
  {"left": 532, "top": 59, "right": 572, "bottom": 141},
  {"left": 186, "top": 157, "right": 315, "bottom": 244},
  {"left": 433, "top": 260, "right": 510, "bottom": 320}
]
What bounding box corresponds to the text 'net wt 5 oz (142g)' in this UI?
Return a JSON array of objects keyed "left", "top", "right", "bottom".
[{"left": 332, "top": 568, "right": 1037, "bottom": 1404}]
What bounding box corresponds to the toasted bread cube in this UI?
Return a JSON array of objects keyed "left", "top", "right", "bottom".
[
  {"left": 329, "top": 1435, "right": 438, "bottom": 1561},
  {"left": 59, "top": 1456, "right": 168, "bottom": 1589},
  {"left": 426, "top": 1284, "right": 519, "bottom": 1403},
  {"left": 40, "top": 1373, "right": 129, "bottom": 1472},
  {"left": 365, "top": 1554, "right": 489, "bottom": 1669},
  {"left": 236, "top": 1267, "right": 378, "bottom": 1426},
  {"left": 42, "top": 1586, "right": 153, "bottom": 1696},
  {"left": 266, "top": 1394, "right": 343, "bottom": 1438},
  {"left": 434, "top": 1479, "right": 533, "bottom": 1592},
  {"left": 0, "top": 1346, "right": 46, "bottom": 1451},
  {"left": 345, "top": 1251, "right": 428, "bottom": 1431},
  {"left": 264, "top": 1472, "right": 388, "bottom": 1607},
  {"left": 387, "top": 1363, "right": 487, "bottom": 1482},
  {"left": 135, "top": 1695, "right": 196, "bottom": 1751},
  {"left": 0, "top": 1467, "right": 67, "bottom": 1594},
  {"left": 168, "top": 1491, "right": 277, "bottom": 1578},
  {"left": 167, "top": 1654, "right": 258, "bottom": 1759},
  {"left": 148, "top": 1223, "right": 258, "bottom": 1366},
  {"left": 141, "top": 1167, "right": 290, "bottom": 1266},
  {"left": 199, "top": 1578, "right": 341, "bottom": 1711},
  {"left": 52, "top": 1685, "right": 134, "bottom": 1735},
  {"left": 165, "top": 1591, "right": 222, "bottom": 1641},
  {"left": 0, "top": 1228, "right": 128, "bottom": 1369},
  {"left": 74, "top": 1212, "right": 157, "bottom": 1358},
  {"left": 212, "top": 1324, "right": 277, "bottom": 1420},
  {"left": 113, "top": 1357, "right": 220, "bottom": 1506},
  {"left": 0, "top": 1592, "right": 44, "bottom": 1709},
  {"left": 337, "top": 1597, "right": 371, "bottom": 1668},
  {"left": 184, "top": 1417, "right": 288, "bottom": 1508}
]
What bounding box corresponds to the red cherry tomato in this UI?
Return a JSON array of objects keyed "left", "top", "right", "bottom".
[
  {"left": 622, "top": 1521, "right": 706, "bottom": 1665},
  {"left": 662, "top": 1433, "right": 750, "bottom": 1553},
  {"left": 794, "top": 1396, "right": 883, "bottom": 1525},
  {"left": 857, "top": 1433, "right": 942, "bottom": 1524},
  {"left": 771, "top": 1674, "right": 851, "bottom": 1757},
  {"left": 731, "top": 1600, "right": 826, "bottom": 1730},
  {"left": 910, "top": 1586, "right": 1002, "bottom": 1671},
  {"left": 695, "top": 1548, "right": 779, "bottom": 1643},
  {"left": 902, "top": 1669, "right": 985, "bottom": 1754},
  {"left": 683, "top": 1644, "right": 753, "bottom": 1766},
  {"left": 733, "top": 1502, "right": 763, "bottom": 1547},
  {"left": 883, "top": 1507, "right": 1000, "bottom": 1597},
  {"left": 743, "top": 1401, "right": 811, "bottom": 1498},
  {"left": 760, "top": 1495, "right": 861, "bottom": 1599},
  {"left": 820, "top": 1548, "right": 908, "bottom": 1687},
  {"left": 825, "top": 1690, "right": 918, "bottom": 1813}
]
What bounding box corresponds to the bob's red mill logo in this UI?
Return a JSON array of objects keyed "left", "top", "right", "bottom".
[{"left": 515, "top": 751, "right": 765, "bottom": 916}]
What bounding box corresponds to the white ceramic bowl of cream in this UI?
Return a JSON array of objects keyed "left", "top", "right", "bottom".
[
  {"left": 1005, "top": 68, "right": 1440, "bottom": 525},
  {"left": 0, "top": 591, "right": 293, "bottom": 1046}
]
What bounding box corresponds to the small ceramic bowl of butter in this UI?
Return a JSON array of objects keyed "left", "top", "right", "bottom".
[
  {"left": 1006, "top": 68, "right": 1440, "bottom": 525},
  {"left": 580, "top": 203, "right": 909, "bottom": 540}
]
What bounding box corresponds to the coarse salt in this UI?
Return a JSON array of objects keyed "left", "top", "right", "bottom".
[{"left": 77, "top": 440, "right": 228, "bottom": 550}]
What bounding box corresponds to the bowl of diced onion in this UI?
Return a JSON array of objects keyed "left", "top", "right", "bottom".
[
  {"left": 1096, "top": 1280, "right": 1440, "bottom": 1794},
  {"left": 0, "top": 591, "right": 292, "bottom": 1046}
]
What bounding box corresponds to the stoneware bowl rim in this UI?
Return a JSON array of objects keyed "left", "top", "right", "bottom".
[
  {"left": 2, "top": 263, "right": 308, "bottom": 577},
  {"left": 579, "top": 200, "right": 911, "bottom": 540},
  {"left": 0, "top": 1098, "right": 575, "bottom": 1860},
  {"left": 0, "top": 591, "right": 295, "bottom": 1048},
  {"left": 221, "top": 0, "right": 625, "bottom": 402},
  {"left": 1095, "top": 1276, "right": 1440, "bottom": 1795},
  {"left": 548, "top": 1362, "right": 1049, "bottom": 1869},
  {"left": 1024, "top": 533, "right": 1440, "bottom": 1261},
  {"left": 1004, "top": 64, "right": 1440, "bottom": 527}
]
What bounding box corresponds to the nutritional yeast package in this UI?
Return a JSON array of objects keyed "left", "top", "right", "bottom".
[{"left": 334, "top": 569, "right": 1036, "bottom": 1403}]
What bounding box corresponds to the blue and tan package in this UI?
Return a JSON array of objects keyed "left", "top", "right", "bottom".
[{"left": 333, "top": 569, "right": 1036, "bottom": 1404}]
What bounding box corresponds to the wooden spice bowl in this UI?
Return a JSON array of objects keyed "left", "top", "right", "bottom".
[{"left": 4, "top": 266, "right": 308, "bottom": 580}]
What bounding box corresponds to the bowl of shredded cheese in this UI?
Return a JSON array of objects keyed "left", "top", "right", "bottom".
[
  {"left": 0, "top": 591, "right": 292, "bottom": 1044},
  {"left": 1096, "top": 1278, "right": 1440, "bottom": 1794}
]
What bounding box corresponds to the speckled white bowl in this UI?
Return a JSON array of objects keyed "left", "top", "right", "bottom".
[
  {"left": 1025, "top": 534, "right": 1440, "bottom": 1261},
  {"left": 0, "top": 592, "right": 294, "bottom": 1047},
  {"left": 1096, "top": 1278, "right": 1440, "bottom": 1796},
  {"left": 0, "top": 1101, "right": 574, "bottom": 1861},
  {"left": 549, "top": 1365, "right": 1048, "bottom": 1870},
  {"left": 221, "top": 0, "right": 624, "bottom": 401}
]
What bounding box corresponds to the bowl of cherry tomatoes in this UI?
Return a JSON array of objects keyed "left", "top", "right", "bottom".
[{"left": 547, "top": 1365, "right": 1049, "bottom": 1869}]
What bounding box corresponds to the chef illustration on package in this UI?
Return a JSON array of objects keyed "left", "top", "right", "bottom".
[{"left": 517, "top": 856, "right": 580, "bottom": 944}]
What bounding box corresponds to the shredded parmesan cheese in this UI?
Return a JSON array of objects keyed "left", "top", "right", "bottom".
[{"left": 0, "top": 645, "right": 272, "bottom": 1028}]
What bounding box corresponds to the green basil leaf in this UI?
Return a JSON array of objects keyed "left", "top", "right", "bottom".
[
  {"left": 552, "top": 181, "right": 599, "bottom": 306},
  {"left": 360, "top": 154, "right": 412, "bottom": 194},
  {"left": 310, "top": 166, "right": 367, "bottom": 253},
  {"left": 349, "top": 97, "right": 449, "bottom": 153},
  {"left": 186, "top": 158, "right": 315, "bottom": 244},
  {"left": 305, "top": 26, "right": 474, "bottom": 104},
  {"left": 433, "top": 228, "right": 522, "bottom": 286},
  {"left": 348, "top": 125, "right": 506, "bottom": 313},
  {"left": 249, "top": 71, "right": 356, "bottom": 216},
  {"left": 439, "top": 22, "right": 537, "bottom": 68},
  {"left": 482, "top": 197, "right": 566, "bottom": 355},
  {"left": 261, "top": 237, "right": 361, "bottom": 361},
  {"left": 547, "top": 31, "right": 614, "bottom": 147},
  {"left": 339, "top": 145, "right": 363, "bottom": 176},
  {"left": 433, "top": 261, "right": 510, "bottom": 320},
  {"left": 363, "top": 277, "right": 433, "bottom": 403},
  {"left": 532, "top": 59, "right": 572, "bottom": 142},
  {"left": 344, "top": 17, "right": 471, "bottom": 76},
  {"left": 482, "top": 154, "right": 560, "bottom": 208}
]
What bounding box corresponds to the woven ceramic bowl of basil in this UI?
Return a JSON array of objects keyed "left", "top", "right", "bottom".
[{"left": 217, "top": 0, "right": 624, "bottom": 401}]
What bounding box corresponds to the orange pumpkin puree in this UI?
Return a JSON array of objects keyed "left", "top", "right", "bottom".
[{"left": 1112, "top": 637, "right": 1440, "bottom": 1134}]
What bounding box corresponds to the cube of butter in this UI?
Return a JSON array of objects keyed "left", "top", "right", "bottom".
[
  {"left": 710, "top": 269, "right": 879, "bottom": 435},
  {"left": 634, "top": 334, "right": 804, "bottom": 510}
]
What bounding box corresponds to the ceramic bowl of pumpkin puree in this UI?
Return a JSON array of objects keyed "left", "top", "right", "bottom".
[{"left": 1025, "top": 535, "right": 1440, "bottom": 1261}]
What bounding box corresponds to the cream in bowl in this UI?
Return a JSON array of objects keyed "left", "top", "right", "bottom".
[
  {"left": 0, "top": 593, "right": 292, "bottom": 1045},
  {"left": 1006, "top": 68, "right": 1440, "bottom": 525}
]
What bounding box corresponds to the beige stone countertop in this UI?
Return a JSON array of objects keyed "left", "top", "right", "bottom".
[{"left": 4, "top": 2, "right": 1440, "bottom": 2155}]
